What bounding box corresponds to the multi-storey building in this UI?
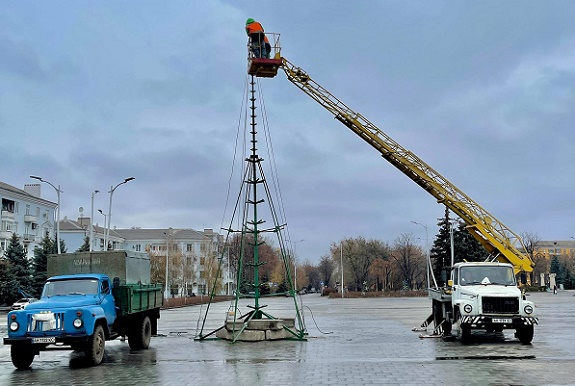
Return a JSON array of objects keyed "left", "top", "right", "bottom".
[
  {"left": 57, "top": 218, "right": 232, "bottom": 296},
  {"left": 0, "top": 181, "right": 57, "bottom": 259},
  {"left": 533, "top": 240, "right": 575, "bottom": 260}
]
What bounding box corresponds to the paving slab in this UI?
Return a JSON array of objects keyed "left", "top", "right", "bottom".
[{"left": 1, "top": 291, "right": 574, "bottom": 385}]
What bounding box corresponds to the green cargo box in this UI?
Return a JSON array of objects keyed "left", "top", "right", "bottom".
[{"left": 113, "top": 283, "right": 163, "bottom": 316}]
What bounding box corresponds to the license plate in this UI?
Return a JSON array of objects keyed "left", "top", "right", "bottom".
[
  {"left": 492, "top": 318, "right": 512, "bottom": 324},
  {"left": 32, "top": 337, "right": 56, "bottom": 344}
]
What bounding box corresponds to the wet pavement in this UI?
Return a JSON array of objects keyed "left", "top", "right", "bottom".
[{"left": 1, "top": 291, "right": 574, "bottom": 385}]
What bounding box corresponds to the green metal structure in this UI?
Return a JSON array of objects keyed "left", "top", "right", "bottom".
[{"left": 196, "top": 73, "right": 306, "bottom": 342}]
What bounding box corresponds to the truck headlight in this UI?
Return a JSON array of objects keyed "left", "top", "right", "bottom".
[
  {"left": 463, "top": 304, "right": 473, "bottom": 313},
  {"left": 73, "top": 318, "right": 83, "bottom": 328},
  {"left": 524, "top": 305, "right": 533, "bottom": 315},
  {"left": 9, "top": 321, "right": 19, "bottom": 331}
]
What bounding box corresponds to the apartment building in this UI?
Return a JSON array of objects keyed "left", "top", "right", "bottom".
[
  {"left": 58, "top": 219, "right": 232, "bottom": 296},
  {"left": 0, "top": 181, "right": 57, "bottom": 259},
  {"left": 533, "top": 240, "right": 575, "bottom": 259}
]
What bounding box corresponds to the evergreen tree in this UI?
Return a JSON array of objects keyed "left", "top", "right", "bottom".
[
  {"left": 550, "top": 255, "right": 561, "bottom": 274},
  {"left": 0, "top": 255, "right": 14, "bottom": 305},
  {"left": 550, "top": 255, "right": 569, "bottom": 286},
  {"left": 77, "top": 236, "right": 90, "bottom": 252},
  {"left": 453, "top": 221, "right": 485, "bottom": 263},
  {"left": 430, "top": 208, "right": 451, "bottom": 286},
  {"left": 55, "top": 232, "right": 67, "bottom": 254},
  {"left": 31, "top": 233, "right": 57, "bottom": 297},
  {"left": 5, "top": 233, "right": 32, "bottom": 303}
]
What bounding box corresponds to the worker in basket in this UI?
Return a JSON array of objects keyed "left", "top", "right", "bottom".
[{"left": 246, "top": 18, "right": 267, "bottom": 58}]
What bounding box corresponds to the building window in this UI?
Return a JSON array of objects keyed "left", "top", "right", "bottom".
[
  {"left": 197, "top": 284, "right": 206, "bottom": 295},
  {"left": 200, "top": 243, "right": 206, "bottom": 253},
  {"left": 135, "top": 244, "right": 141, "bottom": 251},
  {"left": 186, "top": 244, "right": 193, "bottom": 252}
]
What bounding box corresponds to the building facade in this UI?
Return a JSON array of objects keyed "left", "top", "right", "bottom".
[
  {"left": 57, "top": 219, "right": 232, "bottom": 296},
  {"left": 533, "top": 240, "right": 575, "bottom": 260},
  {"left": 0, "top": 181, "right": 57, "bottom": 259}
]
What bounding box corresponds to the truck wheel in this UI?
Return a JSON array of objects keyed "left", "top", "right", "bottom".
[
  {"left": 129, "top": 316, "right": 152, "bottom": 350},
  {"left": 516, "top": 325, "right": 534, "bottom": 344},
  {"left": 86, "top": 325, "right": 105, "bottom": 366},
  {"left": 459, "top": 324, "right": 471, "bottom": 344},
  {"left": 443, "top": 321, "right": 452, "bottom": 336},
  {"left": 10, "top": 345, "right": 35, "bottom": 369}
]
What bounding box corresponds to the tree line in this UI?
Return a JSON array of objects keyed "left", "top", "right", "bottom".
[
  {"left": 204, "top": 209, "right": 489, "bottom": 295},
  {"left": 0, "top": 233, "right": 66, "bottom": 306}
]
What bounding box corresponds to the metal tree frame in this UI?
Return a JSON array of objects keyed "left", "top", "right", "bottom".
[{"left": 197, "top": 74, "right": 305, "bottom": 342}]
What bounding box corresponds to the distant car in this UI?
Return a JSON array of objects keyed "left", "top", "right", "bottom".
[{"left": 11, "top": 297, "right": 38, "bottom": 310}]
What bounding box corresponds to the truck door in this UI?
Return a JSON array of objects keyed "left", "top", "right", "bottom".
[{"left": 100, "top": 279, "right": 116, "bottom": 326}]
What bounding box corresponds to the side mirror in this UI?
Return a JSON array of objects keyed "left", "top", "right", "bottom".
[{"left": 520, "top": 272, "right": 527, "bottom": 285}]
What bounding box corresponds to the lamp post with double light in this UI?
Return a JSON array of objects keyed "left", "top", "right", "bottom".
[
  {"left": 105, "top": 177, "right": 135, "bottom": 250},
  {"left": 30, "top": 176, "right": 63, "bottom": 254}
]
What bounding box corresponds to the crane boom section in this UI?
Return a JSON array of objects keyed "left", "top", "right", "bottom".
[{"left": 281, "top": 58, "right": 533, "bottom": 273}]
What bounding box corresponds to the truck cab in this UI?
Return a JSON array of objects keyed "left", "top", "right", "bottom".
[{"left": 450, "top": 262, "right": 537, "bottom": 343}]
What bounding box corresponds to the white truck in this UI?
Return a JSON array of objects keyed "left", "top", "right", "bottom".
[{"left": 426, "top": 262, "right": 537, "bottom": 344}]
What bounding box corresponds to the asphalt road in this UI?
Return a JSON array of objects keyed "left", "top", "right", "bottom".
[{"left": 1, "top": 291, "right": 574, "bottom": 385}]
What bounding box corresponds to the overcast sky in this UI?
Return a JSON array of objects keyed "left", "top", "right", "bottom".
[{"left": 2, "top": 1, "right": 575, "bottom": 263}]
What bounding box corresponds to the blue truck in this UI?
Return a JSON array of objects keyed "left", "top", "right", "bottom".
[{"left": 4, "top": 251, "right": 163, "bottom": 369}]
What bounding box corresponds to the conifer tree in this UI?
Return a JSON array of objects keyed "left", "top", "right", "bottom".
[
  {"left": 5, "top": 232, "right": 32, "bottom": 303},
  {"left": 77, "top": 236, "right": 90, "bottom": 252},
  {"left": 430, "top": 208, "right": 451, "bottom": 286},
  {"left": 453, "top": 221, "right": 485, "bottom": 263},
  {"left": 0, "top": 255, "right": 14, "bottom": 305},
  {"left": 31, "top": 233, "right": 56, "bottom": 297}
]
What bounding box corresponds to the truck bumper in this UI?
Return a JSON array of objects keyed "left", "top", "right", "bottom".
[
  {"left": 4, "top": 334, "right": 90, "bottom": 346},
  {"left": 461, "top": 315, "right": 538, "bottom": 328}
]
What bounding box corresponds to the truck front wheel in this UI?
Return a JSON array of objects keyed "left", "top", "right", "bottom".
[
  {"left": 516, "top": 325, "right": 534, "bottom": 344},
  {"left": 129, "top": 315, "right": 152, "bottom": 350},
  {"left": 86, "top": 325, "right": 105, "bottom": 366},
  {"left": 459, "top": 324, "right": 471, "bottom": 344},
  {"left": 10, "top": 345, "right": 35, "bottom": 369}
]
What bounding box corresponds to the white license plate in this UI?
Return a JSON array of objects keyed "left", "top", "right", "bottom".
[
  {"left": 492, "top": 318, "right": 512, "bottom": 324},
  {"left": 32, "top": 337, "right": 56, "bottom": 344}
]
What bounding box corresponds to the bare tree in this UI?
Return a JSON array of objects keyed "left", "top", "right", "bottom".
[
  {"left": 520, "top": 231, "right": 542, "bottom": 285},
  {"left": 318, "top": 255, "right": 334, "bottom": 288},
  {"left": 391, "top": 233, "right": 426, "bottom": 290},
  {"left": 331, "top": 237, "right": 388, "bottom": 292}
]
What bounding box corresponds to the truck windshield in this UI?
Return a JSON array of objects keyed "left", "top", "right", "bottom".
[
  {"left": 42, "top": 279, "right": 100, "bottom": 297},
  {"left": 459, "top": 266, "right": 516, "bottom": 286}
]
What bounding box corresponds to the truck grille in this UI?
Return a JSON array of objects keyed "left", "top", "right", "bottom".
[
  {"left": 28, "top": 312, "right": 65, "bottom": 332},
  {"left": 482, "top": 297, "right": 519, "bottom": 314}
]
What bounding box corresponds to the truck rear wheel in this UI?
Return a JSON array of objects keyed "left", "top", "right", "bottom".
[
  {"left": 129, "top": 315, "right": 152, "bottom": 350},
  {"left": 86, "top": 325, "right": 105, "bottom": 366},
  {"left": 516, "top": 325, "right": 534, "bottom": 344},
  {"left": 10, "top": 345, "right": 35, "bottom": 369}
]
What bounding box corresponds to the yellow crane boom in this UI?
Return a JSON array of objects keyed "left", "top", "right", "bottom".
[{"left": 280, "top": 57, "right": 533, "bottom": 274}]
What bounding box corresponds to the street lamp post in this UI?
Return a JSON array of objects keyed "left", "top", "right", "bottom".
[
  {"left": 411, "top": 221, "right": 430, "bottom": 290},
  {"left": 90, "top": 190, "right": 99, "bottom": 251},
  {"left": 105, "top": 177, "right": 135, "bottom": 250},
  {"left": 30, "top": 176, "right": 63, "bottom": 254},
  {"left": 98, "top": 209, "right": 107, "bottom": 250},
  {"left": 340, "top": 241, "right": 344, "bottom": 298},
  {"left": 288, "top": 239, "right": 304, "bottom": 293},
  {"left": 164, "top": 230, "right": 170, "bottom": 299}
]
